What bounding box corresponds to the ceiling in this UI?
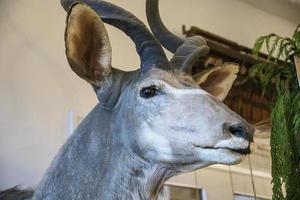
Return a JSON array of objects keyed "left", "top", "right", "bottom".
[{"left": 241, "top": 0, "right": 300, "bottom": 24}]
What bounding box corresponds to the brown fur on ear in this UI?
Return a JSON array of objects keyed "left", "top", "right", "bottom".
[
  {"left": 194, "top": 63, "right": 239, "bottom": 101},
  {"left": 65, "top": 3, "right": 112, "bottom": 86}
]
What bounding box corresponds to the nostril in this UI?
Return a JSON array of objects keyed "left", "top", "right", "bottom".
[{"left": 228, "top": 124, "right": 250, "bottom": 141}]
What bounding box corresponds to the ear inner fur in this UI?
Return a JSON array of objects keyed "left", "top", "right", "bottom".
[
  {"left": 195, "top": 64, "right": 239, "bottom": 101},
  {"left": 65, "top": 3, "right": 112, "bottom": 86}
]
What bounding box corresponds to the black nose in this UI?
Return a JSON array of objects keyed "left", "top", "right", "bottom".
[{"left": 228, "top": 124, "right": 252, "bottom": 142}]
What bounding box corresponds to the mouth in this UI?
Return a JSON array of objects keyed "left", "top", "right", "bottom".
[
  {"left": 230, "top": 148, "right": 251, "bottom": 155},
  {"left": 192, "top": 144, "right": 251, "bottom": 155}
]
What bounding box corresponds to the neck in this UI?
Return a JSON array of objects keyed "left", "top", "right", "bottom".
[{"left": 103, "top": 149, "right": 172, "bottom": 200}]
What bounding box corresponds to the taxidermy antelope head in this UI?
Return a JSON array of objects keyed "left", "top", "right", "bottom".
[{"left": 31, "top": 0, "right": 255, "bottom": 199}]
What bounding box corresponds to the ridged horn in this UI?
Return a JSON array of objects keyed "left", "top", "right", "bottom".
[{"left": 146, "top": 0, "right": 209, "bottom": 74}]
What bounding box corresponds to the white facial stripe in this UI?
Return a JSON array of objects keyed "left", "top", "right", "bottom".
[
  {"left": 170, "top": 88, "right": 208, "bottom": 96},
  {"left": 139, "top": 80, "right": 166, "bottom": 89}
]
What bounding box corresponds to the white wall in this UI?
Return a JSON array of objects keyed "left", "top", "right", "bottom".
[
  {"left": 0, "top": 0, "right": 296, "bottom": 198},
  {"left": 0, "top": 0, "right": 97, "bottom": 188}
]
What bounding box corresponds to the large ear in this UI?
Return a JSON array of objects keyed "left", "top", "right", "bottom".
[
  {"left": 193, "top": 63, "right": 239, "bottom": 101},
  {"left": 65, "top": 3, "right": 112, "bottom": 87}
]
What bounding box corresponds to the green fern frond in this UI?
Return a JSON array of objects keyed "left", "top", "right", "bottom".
[
  {"left": 253, "top": 35, "right": 267, "bottom": 57},
  {"left": 268, "top": 36, "right": 280, "bottom": 60}
]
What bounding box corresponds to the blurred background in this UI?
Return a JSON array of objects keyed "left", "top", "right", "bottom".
[{"left": 0, "top": 0, "right": 298, "bottom": 199}]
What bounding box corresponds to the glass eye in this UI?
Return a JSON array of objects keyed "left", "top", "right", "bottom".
[{"left": 140, "top": 85, "right": 158, "bottom": 98}]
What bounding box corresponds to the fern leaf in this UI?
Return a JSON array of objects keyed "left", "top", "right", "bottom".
[{"left": 253, "top": 36, "right": 267, "bottom": 57}]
